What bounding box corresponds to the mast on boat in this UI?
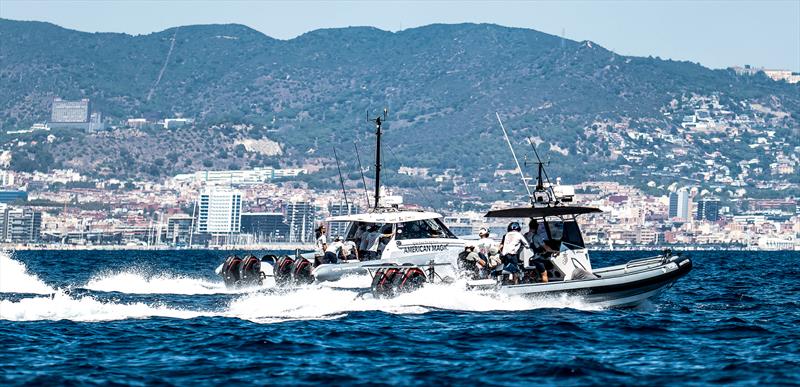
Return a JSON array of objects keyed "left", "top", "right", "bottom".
[{"left": 369, "top": 109, "right": 387, "bottom": 210}]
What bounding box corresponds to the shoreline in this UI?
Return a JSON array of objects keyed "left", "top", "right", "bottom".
[
  {"left": 2, "top": 244, "right": 316, "bottom": 251},
  {"left": 2, "top": 244, "right": 796, "bottom": 252}
]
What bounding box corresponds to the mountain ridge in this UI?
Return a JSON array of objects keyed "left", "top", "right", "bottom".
[{"left": 0, "top": 18, "right": 797, "bottom": 201}]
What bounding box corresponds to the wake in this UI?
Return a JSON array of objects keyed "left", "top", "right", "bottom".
[{"left": 0, "top": 254, "right": 602, "bottom": 323}]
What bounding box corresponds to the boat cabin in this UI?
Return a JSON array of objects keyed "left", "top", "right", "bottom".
[
  {"left": 326, "top": 209, "right": 463, "bottom": 262},
  {"left": 485, "top": 205, "right": 602, "bottom": 280}
]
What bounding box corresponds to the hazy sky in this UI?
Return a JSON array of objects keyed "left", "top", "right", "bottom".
[{"left": 2, "top": 0, "right": 798, "bottom": 71}]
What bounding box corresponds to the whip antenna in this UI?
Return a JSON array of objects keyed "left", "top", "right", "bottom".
[
  {"left": 527, "top": 136, "right": 556, "bottom": 203},
  {"left": 333, "top": 147, "right": 349, "bottom": 208},
  {"left": 353, "top": 141, "right": 370, "bottom": 209},
  {"left": 495, "top": 112, "right": 534, "bottom": 204}
]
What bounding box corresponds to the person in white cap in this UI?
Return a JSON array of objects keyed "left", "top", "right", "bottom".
[{"left": 475, "top": 228, "right": 497, "bottom": 260}]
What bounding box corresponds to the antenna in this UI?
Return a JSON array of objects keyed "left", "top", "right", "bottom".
[
  {"left": 353, "top": 141, "right": 370, "bottom": 209},
  {"left": 495, "top": 112, "right": 534, "bottom": 204},
  {"left": 527, "top": 137, "right": 556, "bottom": 203},
  {"left": 368, "top": 108, "right": 388, "bottom": 209},
  {"left": 333, "top": 147, "right": 349, "bottom": 209}
]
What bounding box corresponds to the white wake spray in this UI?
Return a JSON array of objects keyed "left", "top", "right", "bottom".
[
  {"left": 0, "top": 252, "right": 56, "bottom": 294},
  {"left": 225, "top": 279, "right": 601, "bottom": 324},
  {"left": 0, "top": 290, "right": 208, "bottom": 322},
  {"left": 1, "top": 254, "right": 601, "bottom": 323},
  {"left": 83, "top": 269, "right": 270, "bottom": 295}
]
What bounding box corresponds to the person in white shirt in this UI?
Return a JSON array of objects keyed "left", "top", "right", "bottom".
[
  {"left": 499, "top": 221, "right": 528, "bottom": 284},
  {"left": 315, "top": 225, "right": 328, "bottom": 255},
  {"left": 475, "top": 228, "right": 497, "bottom": 259},
  {"left": 341, "top": 239, "right": 359, "bottom": 261},
  {"left": 328, "top": 236, "right": 344, "bottom": 258}
]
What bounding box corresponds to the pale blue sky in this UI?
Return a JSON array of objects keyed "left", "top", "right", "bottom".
[{"left": 2, "top": 0, "right": 798, "bottom": 70}]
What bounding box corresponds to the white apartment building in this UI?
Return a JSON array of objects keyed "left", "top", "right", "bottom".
[
  {"left": 197, "top": 190, "right": 242, "bottom": 234},
  {"left": 173, "top": 168, "right": 307, "bottom": 185}
]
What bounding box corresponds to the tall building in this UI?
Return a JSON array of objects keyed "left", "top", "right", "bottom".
[
  {"left": 669, "top": 188, "right": 691, "bottom": 221},
  {"left": 327, "top": 202, "right": 358, "bottom": 239},
  {"left": 668, "top": 192, "right": 678, "bottom": 218},
  {"left": 166, "top": 215, "right": 194, "bottom": 245},
  {"left": 0, "top": 207, "right": 42, "bottom": 243},
  {"left": 285, "top": 199, "right": 315, "bottom": 243},
  {"left": 696, "top": 199, "right": 721, "bottom": 222},
  {"left": 51, "top": 98, "right": 90, "bottom": 123},
  {"left": 241, "top": 212, "right": 290, "bottom": 242},
  {"left": 196, "top": 190, "right": 242, "bottom": 234},
  {"left": 677, "top": 188, "right": 690, "bottom": 220}
]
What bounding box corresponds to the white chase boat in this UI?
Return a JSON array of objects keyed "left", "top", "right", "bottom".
[
  {"left": 464, "top": 205, "right": 693, "bottom": 308},
  {"left": 312, "top": 111, "right": 465, "bottom": 282},
  {"left": 216, "top": 110, "right": 463, "bottom": 288},
  {"left": 464, "top": 114, "right": 691, "bottom": 307},
  {"left": 312, "top": 208, "right": 464, "bottom": 282}
]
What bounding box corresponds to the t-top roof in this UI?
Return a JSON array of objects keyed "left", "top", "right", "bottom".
[
  {"left": 326, "top": 210, "right": 443, "bottom": 224},
  {"left": 484, "top": 206, "right": 602, "bottom": 218}
]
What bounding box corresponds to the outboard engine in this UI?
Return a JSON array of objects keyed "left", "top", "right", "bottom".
[
  {"left": 221, "top": 255, "right": 243, "bottom": 288},
  {"left": 274, "top": 255, "right": 294, "bottom": 287},
  {"left": 291, "top": 257, "right": 314, "bottom": 285},
  {"left": 238, "top": 254, "right": 263, "bottom": 287},
  {"left": 371, "top": 264, "right": 401, "bottom": 298},
  {"left": 392, "top": 266, "right": 427, "bottom": 294}
]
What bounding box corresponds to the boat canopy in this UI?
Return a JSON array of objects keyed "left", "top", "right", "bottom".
[
  {"left": 326, "top": 210, "right": 443, "bottom": 224},
  {"left": 484, "top": 206, "right": 602, "bottom": 218}
]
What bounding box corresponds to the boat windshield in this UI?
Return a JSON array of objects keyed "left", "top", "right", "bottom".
[
  {"left": 396, "top": 218, "right": 457, "bottom": 240},
  {"left": 531, "top": 217, "right": 585, "bottom": 250},
  {"left": 555, "top": 220, "right": 585, "bottom": 249}
]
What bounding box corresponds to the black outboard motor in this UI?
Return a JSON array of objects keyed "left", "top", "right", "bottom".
[
  {"left": 371, "top": 264, "right": 401, "bottom": 298},
  {"left": 392, "top": 266, "right": 427, "bottom": 294},
  {"left": 291, "top": 257, "right": 314, "bottom": 285},
  {"left": 274, "top": 255, "right": 294, "bottom": 287},
  {"left": 221, "top": 255, "right": 243, "bottom": 288},
  {"left": 238, "top": 254, "right": 263, "bottom": 287}
]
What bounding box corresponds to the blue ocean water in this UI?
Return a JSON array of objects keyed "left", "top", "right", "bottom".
[{"left": 1, "top": 250, "right": 798, "bottom": 385}]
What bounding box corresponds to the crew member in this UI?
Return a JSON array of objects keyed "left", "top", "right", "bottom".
[
  {"left": 528, "top": 219, "right": 555, "bottom": 283},
  {"left": 499, "top": 221, "right": 528, "bottom": 284},
  {"left": 475, "top": 228, "right": 496, "bottom": 261},
  {"left": 457, "top": 244, "right": 486, "bottom": 279},
  {"left": 326, "top": 236, "right": 345, "bottom": 264},
  {"left": 315, "top": 224, "right": 328, "bottom": 255},
  {"left": 341, "top": 237, "right": 359, "bottom": 261}
]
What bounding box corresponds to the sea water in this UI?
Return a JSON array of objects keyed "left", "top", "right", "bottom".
[{"left": 1, "top": 250, "right": 798, "bottom": 385}]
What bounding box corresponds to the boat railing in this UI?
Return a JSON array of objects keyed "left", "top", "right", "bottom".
[{"left": 624, "top": 254, "right": 669, "bottom": 270}]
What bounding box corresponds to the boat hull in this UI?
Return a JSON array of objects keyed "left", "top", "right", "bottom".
[{"left": 486, "top": 256, "right": 693, "bottom": 308}]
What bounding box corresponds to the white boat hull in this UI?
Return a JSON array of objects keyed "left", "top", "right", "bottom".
[{"left": 470, "top": 255, "right": 693, "bottom": 308}]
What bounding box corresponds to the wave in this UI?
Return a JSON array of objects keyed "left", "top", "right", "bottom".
[
  {"left": 0, "top": 252, "right": 55, "bottom": 294},
  {"left": 0, "top": 291, "right": 208, "bottom": 322}
]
